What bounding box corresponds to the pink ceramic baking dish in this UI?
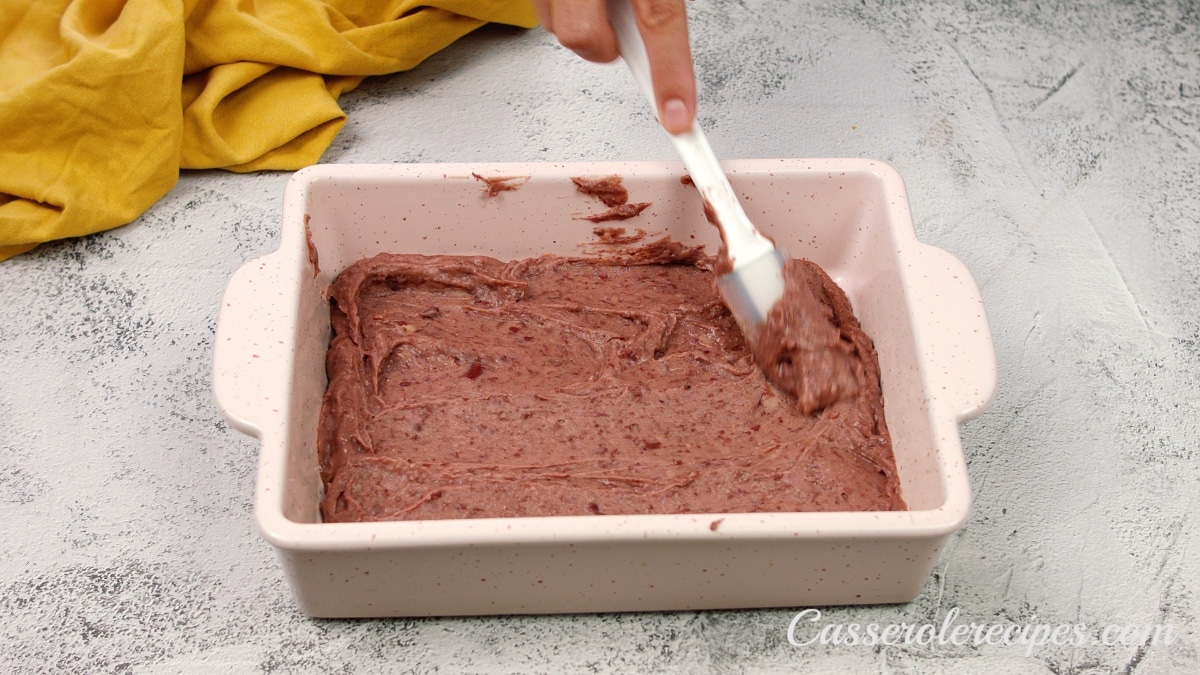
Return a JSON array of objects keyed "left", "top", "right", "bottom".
[{"left": 212, "top": 160, "right": 995, "bottom": 618}]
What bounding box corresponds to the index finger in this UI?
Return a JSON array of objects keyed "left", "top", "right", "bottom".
[{"left": 631, "top": 0, "right": 696, "bottom": 134}]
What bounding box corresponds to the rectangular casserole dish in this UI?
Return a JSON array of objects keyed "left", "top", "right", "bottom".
[{"left": 212, "top": 160, "right": 996, "bottom": 618}]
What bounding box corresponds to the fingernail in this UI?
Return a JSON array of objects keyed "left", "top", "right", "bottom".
[{"left": 662, "top": 98, "right": 692, "bottom": 134}]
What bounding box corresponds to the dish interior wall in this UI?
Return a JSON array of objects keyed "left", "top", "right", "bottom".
[{"left": 283, "top": 168, "right": 945, "bottom": 524}]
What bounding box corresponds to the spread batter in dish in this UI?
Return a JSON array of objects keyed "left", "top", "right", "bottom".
[{"left": 317, "top": 240, "right": 904, "bottom": 522}]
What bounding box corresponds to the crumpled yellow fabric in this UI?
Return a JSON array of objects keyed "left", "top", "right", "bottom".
[{"left": 0, "top": 0, "right": 537, "bottom": 262}]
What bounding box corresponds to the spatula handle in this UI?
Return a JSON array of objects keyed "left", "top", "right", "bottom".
[{"left": 606, "top": 0, "right": 775, "bottom": 267}]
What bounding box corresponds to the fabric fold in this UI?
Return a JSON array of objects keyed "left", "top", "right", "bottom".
[{"left": 0, "top": 0, "right": 537, "bottom": 261}]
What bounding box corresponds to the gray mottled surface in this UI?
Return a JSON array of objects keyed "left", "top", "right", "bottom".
[{"left": 2, "top": 1, "right": 1197, "bottom": 672}]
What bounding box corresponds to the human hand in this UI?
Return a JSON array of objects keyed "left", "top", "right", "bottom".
[{"left": 532, "top": 0, "right": 696, "bottom": 135}]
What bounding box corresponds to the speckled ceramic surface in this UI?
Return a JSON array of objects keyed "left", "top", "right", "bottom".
[
  {"left": 3, "top": 0, "right": 1197, "bottom": 671},
  {"left": 212, "top": 160, "right": 994, "bottom": 617}
]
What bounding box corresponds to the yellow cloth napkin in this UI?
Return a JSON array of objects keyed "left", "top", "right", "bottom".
[{"left": 0, "top": 0, "right": 537, "bottom": 261}]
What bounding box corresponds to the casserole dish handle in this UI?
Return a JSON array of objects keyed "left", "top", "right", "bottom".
[
  {"left": 905, "top": 243, "right": 998, "bottom": 422},
  {"left": 211, "top": 251, "right": 294, "bottom": 438}
]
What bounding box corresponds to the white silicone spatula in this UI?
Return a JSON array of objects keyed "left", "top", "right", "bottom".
[{"left": 607, "top": 0, "right": 786, "bottom": 337}]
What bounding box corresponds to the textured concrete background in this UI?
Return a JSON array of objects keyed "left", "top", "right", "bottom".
[{"left": 2, "top": 0, "right": 1197, "bottom": 672}]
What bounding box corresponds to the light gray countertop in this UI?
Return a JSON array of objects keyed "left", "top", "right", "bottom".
[{"left": 2, "top": 1, "right": 1196, "bottom": 672}]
